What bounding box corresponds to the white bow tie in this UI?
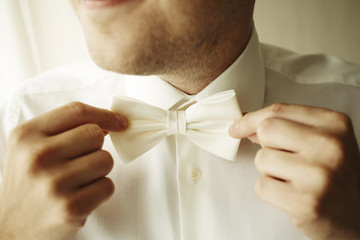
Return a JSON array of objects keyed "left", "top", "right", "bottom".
[{"left": 109, "top": 90, "right": 242, "bottom": 163}]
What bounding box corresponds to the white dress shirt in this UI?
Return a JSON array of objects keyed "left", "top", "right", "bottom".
[{"left": 0, "top": 28, "right": 360, "bottom": 240}]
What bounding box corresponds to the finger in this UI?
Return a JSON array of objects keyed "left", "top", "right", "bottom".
[
  {"left": 50, "top": 123, "right": 106, "bottom": 159},
  {"left": 229, "top": 103, "right": 344, "bottom": 139},
  {"left": 31, "top": 102, "right": 128, "bottom": 135},
  {"left": 68, "top": 177, "right": 115, "bottom": 218},
  {"left": 58, "top": 150, "right": 114, "bottom": 190},
  {"left": 256, "top": 117, "right": 316, "bottom": 152},
  {"left": 255, "top": 175, "right": 296, "bottom": 215},
  {"left": 255, "top": 117, "right": 349, "bottom": 167},
  {"left": 255, "top": 148, "right": 313, "bottom": 182}
]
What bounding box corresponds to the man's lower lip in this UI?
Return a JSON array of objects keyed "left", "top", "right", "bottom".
[{"left": 84, "top": 0, "right": 129, "bottom": 9}]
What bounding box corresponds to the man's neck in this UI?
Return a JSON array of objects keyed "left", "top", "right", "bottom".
[{"left": 159, "top": 24, "right": 253, "bottom": 95}]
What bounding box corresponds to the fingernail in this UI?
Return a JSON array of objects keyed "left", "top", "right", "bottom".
[
  {"left": 116, "top": 115, "right": 128, "bottom": 129},
  {"left": 229, "top": 121, "right": 239, "bottom": 137}
]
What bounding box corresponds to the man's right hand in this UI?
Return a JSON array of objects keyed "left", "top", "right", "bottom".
[{"left": 0, "top": 102, "right": 128, "bottom": 240}]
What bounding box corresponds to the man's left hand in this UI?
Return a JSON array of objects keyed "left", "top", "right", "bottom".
[{"left": 229, "top": 103, "right": 360, "bottom": 240}]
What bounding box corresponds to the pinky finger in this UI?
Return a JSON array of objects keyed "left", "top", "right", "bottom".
[
  {"left": 255, "top": 175, "right": 297, "bottom": 215},
  {"left": 67, "top": 177, "right": 115, "bottom": 218}
]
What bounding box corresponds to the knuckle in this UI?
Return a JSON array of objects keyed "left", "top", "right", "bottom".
[
  {"left": 241, "top": 114, "right": 250, "bottom": 126},
  {"left": 48, "top": 177, "right": 66, "bottom": 197},
  {"left": 330, "top": 111, "right": 351, "bottom": 125},
  {"left": 84, "top": 124, "right": 104, "bottom": 140},
  {"left": 102, "top": 109, "right": 116, "bottom": 125},
  {"left": 327, "top": 111, "right": 352, "bottom": 133},
  {"left": 100, "top": 151, "right": 114, "bottom": 173},
  {"left": 316, "top": 133, "right": 345, "bottom": 166},
  {"left": 28, "top": 142, "right": 57, "bottom": 172},
  {"left": 290, "top": 195, "right": 322, "bottom": 228},
  {"left": 61, "top": 195, "right": 89, "bottom": 219},
  {"left": 9, "top": 124, "right": 34, "bottom": 144},
  {"left": 292, "top": 167, "right": 331, "bottom": 222},
  {"left": 269, "top": 103, "right": 288, "bottom": 116},
  {"left": 55, "top": 193, "right": 83, "bottom": 220},
  {"left": 66, "top": 101, "right": 88, "bottom": 118},
  {"left": 254, "top": 149, "right": 265, "bottom": 168},
  {"left": 100, "top": 177, "right": 115, "bottom": 197},
  {"left": 304, "top": 195, "right": 323, "bottom": 222},
  {"left": 328, "top": 147, "right": 346, "bottom": 167},
  {"left": 292, "top": 207, "right": 318, "bottom": 229},
  {"left": 9, "top": 127, "right": 23, "bottom": 143},
  {"left": 56, "top": 197, "right": 87, "bottom": 228},
  {"left": 257, "top": 118, "right": 274, "bottom": 136},
  {"left": 64, "top": 198, "right": 82, "bottom": 218},
  {"left": 311, "top": 166, "right": 333, "bottom": 195}
]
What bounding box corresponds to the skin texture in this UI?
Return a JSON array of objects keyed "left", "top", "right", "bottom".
[
  {"left": 229, "top": 103, "right": 360, "bottom": 240},
  {"left": 70, "top": 0, "right": 255, "bottom": 94},
  {"left": 0, "top": 1, "right": 254, "bottom": 239},
  {"left": 0, "top": 0, "right": 359, "bottom": 239},
  {"left": 0, "top": 103, "right": 128, "bottom": 240}
]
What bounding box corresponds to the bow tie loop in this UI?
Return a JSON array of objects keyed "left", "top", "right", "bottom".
[
  {"left": 110, "top": 90, "right": 242, "bottom": 163},
  {"left": 167, "top": 110, "right": 187, "bottom": 135}
]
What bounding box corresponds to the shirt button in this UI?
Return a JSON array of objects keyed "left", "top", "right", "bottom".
[{"left": 190, "top": 168, "right": 201, "bottom": 183}]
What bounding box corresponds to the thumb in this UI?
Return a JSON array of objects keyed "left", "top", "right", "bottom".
[{"left": 34, "top": 102, "right": 128, "bottom": 135}]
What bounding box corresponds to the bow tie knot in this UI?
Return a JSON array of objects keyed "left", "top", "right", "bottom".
[
  {"left": 167, "top": 110, "right": 186, "bottom": 135},
  {"left": 110, "top": 90, "right": 242, "bottom": 163}
]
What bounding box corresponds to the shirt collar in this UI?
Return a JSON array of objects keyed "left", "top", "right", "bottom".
[{"left": 124, "top": 27, "right": 265, "bottom": 112}]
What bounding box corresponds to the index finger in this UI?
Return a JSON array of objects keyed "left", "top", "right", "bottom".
[
  {"left": 31, "top": 102, "right": 128, "bottom": 135},
  {"left": 229, "top": 103, "right": 334, "bottom": 139}
]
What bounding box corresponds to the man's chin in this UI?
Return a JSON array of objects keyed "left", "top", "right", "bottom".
[{"left": 90, "top": 54, "right": 164, "bottom": 76}]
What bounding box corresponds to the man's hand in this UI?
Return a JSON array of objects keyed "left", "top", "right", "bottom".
[
  {"left": 0, "top": 102, "right": 128, "bottom": 240},
  {"left": 229, "top": 103, "right": 360, "bottom": 240}
]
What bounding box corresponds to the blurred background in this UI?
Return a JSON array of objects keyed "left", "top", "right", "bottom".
[{"left": 0, "top": 0, "right": 359, "bottom": 103}]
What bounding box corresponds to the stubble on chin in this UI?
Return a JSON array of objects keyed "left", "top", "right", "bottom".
[
  {"left": 81, "top": 6, "right": 169, "bottom": 74},
  {"left": 81, "top": 0, "right": 253, "bottom": 91},
  {"left": 81, "top": 6, "right": 213, "bottom": 78}
]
